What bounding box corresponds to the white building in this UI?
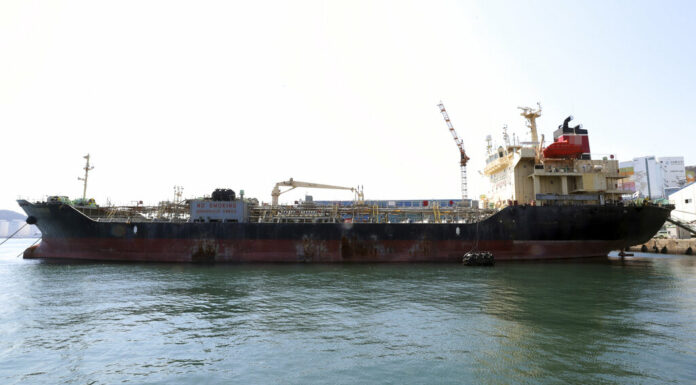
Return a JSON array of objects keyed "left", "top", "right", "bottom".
[
  {"left": 660, "top": 156, "right": 687, "bottom": 189},
  {"left": 619, "top": 156, "right": 686, "bottom": 199},
  {"left": 0, "top": 221, "right": 9, "bottom": 238},
  {"left": 669, "top": 182, "right": 696, "bottom": 223},
  {"left": 8, "top": 220, "right": 33, "bottom": 238},
  {"left": 668, "top": 182, "right": 696, "bottom": 238},
  {"left": 0, "top": 218, "right": 39, "bottom": 238}
]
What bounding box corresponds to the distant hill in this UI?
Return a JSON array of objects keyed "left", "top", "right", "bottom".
[{"left": 0, "top": 210, "right": 26, "bottom": 221}]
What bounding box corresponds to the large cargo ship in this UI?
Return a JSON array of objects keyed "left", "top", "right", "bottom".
[{"left": 18, "top": 105, "right": 671, "bottom": 262}]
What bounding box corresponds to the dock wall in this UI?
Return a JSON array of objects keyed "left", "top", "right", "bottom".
[{"left": 628, "top": 238, "right": 696, "bottom": 255}]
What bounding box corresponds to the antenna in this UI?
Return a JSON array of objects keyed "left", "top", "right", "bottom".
[
  {"left": 174, "top": 185, "right": 184, "bottom": 204},
  {"left": 77, "top": 154, "right": 94, "bottom": 201}
]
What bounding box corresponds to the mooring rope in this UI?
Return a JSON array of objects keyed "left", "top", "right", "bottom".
[
  {"left": 464, "top": 218, "right": 480, "bottom": 255},
  {"left": 16, "top": 237, "right": 41, "bottom": 258},
  {"left": 0, "top": 223, "right": 28, "bottom": 247},
  {"left": 15, "top": 237, "right": 41, "bottom": 258}
]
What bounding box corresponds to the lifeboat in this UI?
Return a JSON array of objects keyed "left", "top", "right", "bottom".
[{"left": 542, "top": 139, "right": 583, "bottom": 159}]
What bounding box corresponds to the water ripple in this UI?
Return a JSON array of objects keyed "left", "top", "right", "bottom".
[{"left": 0, "top": 240, "right": 694, "bottom": 384}]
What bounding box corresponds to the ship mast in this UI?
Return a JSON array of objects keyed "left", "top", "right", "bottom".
[
  {"left": 518, "top": 102, "right": 542, "bottom": 145},
  {"left": 502, "top": 124, "right": 510, "bottom": 149},
  {"left": 77, "top": 154, "right": 94, "bottom": 201},
  {"left": 437, "top": 101, "right": 470, "bottom": 200},
  {"left": 174, "top": 185, "right": 183, "bottom": 204}
]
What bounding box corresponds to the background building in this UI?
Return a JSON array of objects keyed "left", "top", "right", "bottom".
[
  {"left": 0, "top": 221, "right": 9, "bottom": 238},
  {"left": 0, "top": 219, "right": 41, "bottom": 238},
  {"left": 661, "top": 157, "right": 687, "bottom": 196},
  {"left": 686, "top": 165, "right": 696, "bottom": 184},
  {"left": 619, "top": 156, "right": 686, "bottom": 199},
  {"left": 668, "top": 182, "right": 696, "bottom": 239}
]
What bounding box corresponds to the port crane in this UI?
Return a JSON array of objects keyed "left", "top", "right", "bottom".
[
  {"left": 437, "top": 102, "right": 469, "bottom": 200},
  {"left": 271, "top": 178, "right": 363, "bottom": 206}
]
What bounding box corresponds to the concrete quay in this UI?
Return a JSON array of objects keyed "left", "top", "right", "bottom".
[{"left": 628, "top": 238, "right": 696, "bottom": 255}]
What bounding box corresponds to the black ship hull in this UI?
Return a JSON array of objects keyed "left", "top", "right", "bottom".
[{"left": 17, "top": 200, "right": 670, "bottom": 262}]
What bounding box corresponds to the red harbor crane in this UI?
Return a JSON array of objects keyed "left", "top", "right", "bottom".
[{"left": 437, "top": 101, "right": 470, "bottom": 200}]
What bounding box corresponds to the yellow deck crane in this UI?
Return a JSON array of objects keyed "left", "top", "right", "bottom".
[
  {"left": 437, "top": 102, "right": 470, "bottom": 200},
  {"left": 271, "top": 178, "right": 363, "bottom": 206}
]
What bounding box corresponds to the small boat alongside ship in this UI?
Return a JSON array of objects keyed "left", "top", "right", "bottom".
[{"left": 18, "top": 104, "right": 672, "bottom": 262}]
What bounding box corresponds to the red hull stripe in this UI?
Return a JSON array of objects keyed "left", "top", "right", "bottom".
[{"left": 26, "top": 238, "right": 624, "bottom": 262}]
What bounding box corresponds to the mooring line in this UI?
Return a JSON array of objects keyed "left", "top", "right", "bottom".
[
  {"left": 16, "top": 237, "right": 41, "bottom": 258},
  {"left": 464, "top": 218, "right": 480, "bottom": 255},
  {"left": 0, "top": 223, "right": 28, "bottom": 247}
]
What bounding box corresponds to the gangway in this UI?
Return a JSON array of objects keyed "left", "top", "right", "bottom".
[{"left": 665, "top": 217, "right": 696, "bottom": 236}]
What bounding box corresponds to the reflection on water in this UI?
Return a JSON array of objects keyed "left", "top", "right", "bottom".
[
  {"left": 481, "top": 260, "right": 696, "bottom": 383},
  {"left": 0, "top": 239, "right": 695, "bottom": 384}
]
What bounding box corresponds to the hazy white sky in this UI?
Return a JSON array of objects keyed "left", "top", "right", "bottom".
[{"left": 2, "top": 0, "right": 694, "bottom": 211}]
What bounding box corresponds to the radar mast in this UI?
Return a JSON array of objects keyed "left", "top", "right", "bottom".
[
  {"left": 518, "top": 102, "right": 542, "bottom": 145},
  {"left": 77, "top": 154, "right": 94, "bottom": 201}
]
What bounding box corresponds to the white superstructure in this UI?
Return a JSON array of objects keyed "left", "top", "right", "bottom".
[{"left": 481, "top": 107, "right": 627, "bottom": 208}]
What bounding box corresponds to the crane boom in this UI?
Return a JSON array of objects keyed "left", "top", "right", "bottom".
[
  {"left": 437, "top": 102, "right": 469, "bottom": 200},
  {"left": 271, "top": 178, "right": 361, "bottom": 206}
]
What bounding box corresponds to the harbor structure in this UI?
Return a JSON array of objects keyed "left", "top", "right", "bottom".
[
  {"left": 437, "top": 102, "right": 470, "bottom": 201},
  {"left": 619, "top": 156, "right": 687, "bottom": 199},
  {"left": 668, "top": 182, "right": 696, "bottom": 239}
]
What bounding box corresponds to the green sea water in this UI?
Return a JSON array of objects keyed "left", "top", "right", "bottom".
[{"left": 1, "top": 238, "right": 695, "bottom": 384}]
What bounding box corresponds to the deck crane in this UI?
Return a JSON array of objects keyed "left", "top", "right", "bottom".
[
  {"left": 271, "top": 178, "right": 363, "bottom": 206},
  {"left": 437, "top": 102, "right": 470, "bottom": 200}
]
